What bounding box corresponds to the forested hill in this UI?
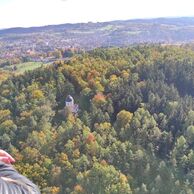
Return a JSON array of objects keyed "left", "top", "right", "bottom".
[
  {"left": 1, "top": 45, "right": 194, "bottom": 193},
  {"left": 1, "top": 17, "right": 194, "bottom": 49}
]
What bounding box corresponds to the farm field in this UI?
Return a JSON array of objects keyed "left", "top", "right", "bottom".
[
  {"left": 3, "top": 62, "right": 46, "bottom": 73},
  {"left": 0, "top": 62, "right": 48, "bottom": 82}
]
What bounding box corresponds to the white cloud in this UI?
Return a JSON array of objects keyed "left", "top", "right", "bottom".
[{"left": 0, "top": 0, "right": 194, "bottom": 28}]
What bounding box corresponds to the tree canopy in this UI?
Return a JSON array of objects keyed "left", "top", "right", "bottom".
[{"left": 0, "top": 45, "right": 194, "bottom": 193}]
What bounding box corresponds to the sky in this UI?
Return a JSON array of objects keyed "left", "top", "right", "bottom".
[{"left": 0, "top": 0, "right": 194, "bottom": 29}]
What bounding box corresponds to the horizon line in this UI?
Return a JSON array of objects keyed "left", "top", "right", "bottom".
[{"left": 1, "top": 15, "right": 194, "bottom": 30}]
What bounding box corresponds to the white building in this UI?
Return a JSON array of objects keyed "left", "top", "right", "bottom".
[{"left": 65, "top": 95, "right": 78, "bottom": 114}]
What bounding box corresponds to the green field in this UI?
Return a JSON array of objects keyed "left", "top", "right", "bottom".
[{"left": 2, "top": 62, "right": 47, "bottom": 74}]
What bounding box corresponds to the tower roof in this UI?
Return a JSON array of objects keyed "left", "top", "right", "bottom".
[{"left": 66, "top": 95, "right": 74, "bottom": 102}]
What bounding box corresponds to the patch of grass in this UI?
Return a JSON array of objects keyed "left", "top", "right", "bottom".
[{"left": 2, "top": 62, "right": 47, "bottom": 74}]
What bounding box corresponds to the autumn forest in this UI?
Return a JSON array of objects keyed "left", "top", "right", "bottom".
[{"left": 0, "top": 45, "right": 194, "bottom": 193}]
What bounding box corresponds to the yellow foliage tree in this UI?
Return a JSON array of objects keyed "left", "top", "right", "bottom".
[
  {"left": 116, "top": 110, "right": 133, "bottom": 128},
  {"left": 32, "top": 89, "right": 44, "bottom": 99},
  {"left": 0, "top": 109, "right": 11, "bottom": 122}
]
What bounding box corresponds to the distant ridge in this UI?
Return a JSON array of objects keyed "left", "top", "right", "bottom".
[
  {"left": 1, "top": 17, "right": 194, "bottom": 35},
  {"left": 1, "top": 17, "right": 194, "bottom": 49}
]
